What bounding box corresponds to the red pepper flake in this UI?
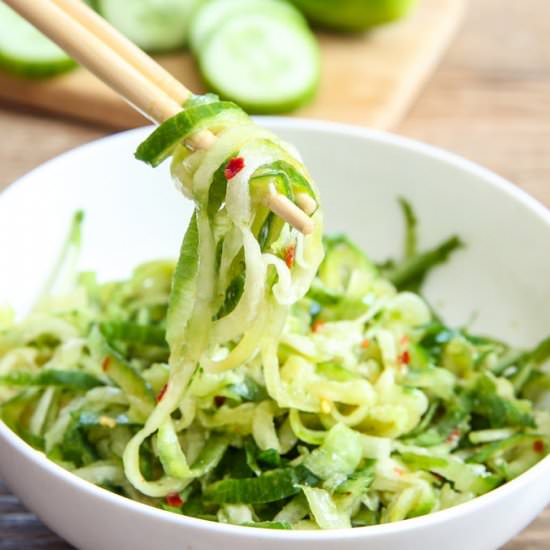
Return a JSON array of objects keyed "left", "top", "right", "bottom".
[
  {"left": 214, "top": 395, "right": 226, "bottom": 407},
  {"left": 533, "top": 440, "right": 545, "bottom": 454},
  {"left": 394, "top": 467, "right": 406, "bottom": 477},
  {"left": 157, "top": 383, "right": 168, "bottom": 403},
  {"left": 311, "top": 319, "right": 325, "bottom": 333},
  {"left": 284, "top": 244, "right": 296, "bottom": 269},
  {"left": 446, "top": 428, "right": 461, "bottom": 444},
  {"left": 361, "top": 339, "right": 370, "bottom": 349},
  {"left": 399, "top": 350, "right": 411, "bottom": 365},
  {"left": 224, "top": 157, "right": 245, "bottom": 180},
  {"left": 101, "top": 356, "right": 111, "bottom": 372},
  {"left": 166, "top": 493, "right": 183, "bottom": 508}
]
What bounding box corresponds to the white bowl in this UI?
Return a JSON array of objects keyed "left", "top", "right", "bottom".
[{"left": 1, "top": 119, "right": 549, "bottom": 550}]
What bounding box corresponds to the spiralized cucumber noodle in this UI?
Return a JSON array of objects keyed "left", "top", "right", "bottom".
[
  {"left": 1, "top": 95, "right": 549, "bottom": 529},
  {"left": 125, "top": 96, "right": 324, "bottom": 498}
]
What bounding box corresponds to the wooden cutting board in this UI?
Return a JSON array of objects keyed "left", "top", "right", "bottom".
[{"left": 0, "top": 0, "right": 465, "bottom": 130}]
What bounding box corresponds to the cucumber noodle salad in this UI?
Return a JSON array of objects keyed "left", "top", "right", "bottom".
[{"left": 1, "top": 95, "right": 550, "bottom": 530}]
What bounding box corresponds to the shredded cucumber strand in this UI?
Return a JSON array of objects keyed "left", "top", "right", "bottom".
[{"left": 5, "top": 95, "right": 541, "bottom": 531}]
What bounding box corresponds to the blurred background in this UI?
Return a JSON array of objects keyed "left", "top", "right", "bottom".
[
  {"left": 0, "top": 0, "right": 549, "bottom": 547},
  {"left": 0, "top": 0, "right": 548, "bottom": 210}
]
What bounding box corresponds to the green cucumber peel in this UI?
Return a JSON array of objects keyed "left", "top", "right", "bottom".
[{"left": 135, "top": 101, "right": 246, "bottom": 167}]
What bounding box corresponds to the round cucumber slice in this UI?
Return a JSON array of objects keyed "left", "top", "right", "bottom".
[
  {"left": 190, "top": 0, "right": 307, "bottom": 53},
  {"left": 97, "top": 0, "right": 205, "bottom": 53},
  {"left": 198, "top": 13, "right": 320, "bottom": 114},
  {"left": 0, "top": 4, "right": 75, "bottom": 78}
]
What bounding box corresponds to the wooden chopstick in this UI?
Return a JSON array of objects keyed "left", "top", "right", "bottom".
[
  {"left": 4, "top": 0, "right": 315, "bottom": 234},
  {"left": 5, "top": 0, "right": 181, "bottom": 122},
  {"left": 50, "top": 0, "right": 191, "bottom": 105},
  {"left": 49, "top": 0, "right": 217, "bottom": 151}
]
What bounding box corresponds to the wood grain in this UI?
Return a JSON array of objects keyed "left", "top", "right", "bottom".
[
  {"left": 0, "top": 0, "right": 465, "bottom": 129},
  {"left": 1, "top": 0, "right": 550, "bottom": 548},
  {"left": 397, "top": 0, "right": 550, "bottom": 209}
]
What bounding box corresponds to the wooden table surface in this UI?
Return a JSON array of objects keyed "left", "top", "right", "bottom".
[{"left": 0, "top": 0, "right": 549, "bottom": 548}]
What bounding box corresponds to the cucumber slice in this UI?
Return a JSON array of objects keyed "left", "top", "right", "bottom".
[
  {"left": 198, "top": 12, "right": 320, "bottom": 113},
  {"left": 290, "top": 0, "right": 417, "bottom": 32},
  {"left": 190, "top": 0, "right": 307, "bottom": 53},
  {"left": 0, "top": 4, "right": 75, "bottom": 78},
  {"left": 97, "top": 0, "right": 205, "bottom": 52},
  {"left": 135, "top": 100, "right": 247, "bottom": 167}
]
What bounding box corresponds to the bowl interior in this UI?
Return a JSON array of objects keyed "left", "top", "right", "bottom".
[
  {"left": 1, "top": 119, "right": 550, "bottom": 550},
  {"left": 1, "top": 120, "right": 549, "bottom": 348}
]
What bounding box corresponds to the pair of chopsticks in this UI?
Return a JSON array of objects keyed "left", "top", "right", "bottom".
[{"left": 4, "top": 0, "right": 316, "bottom": 234}]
